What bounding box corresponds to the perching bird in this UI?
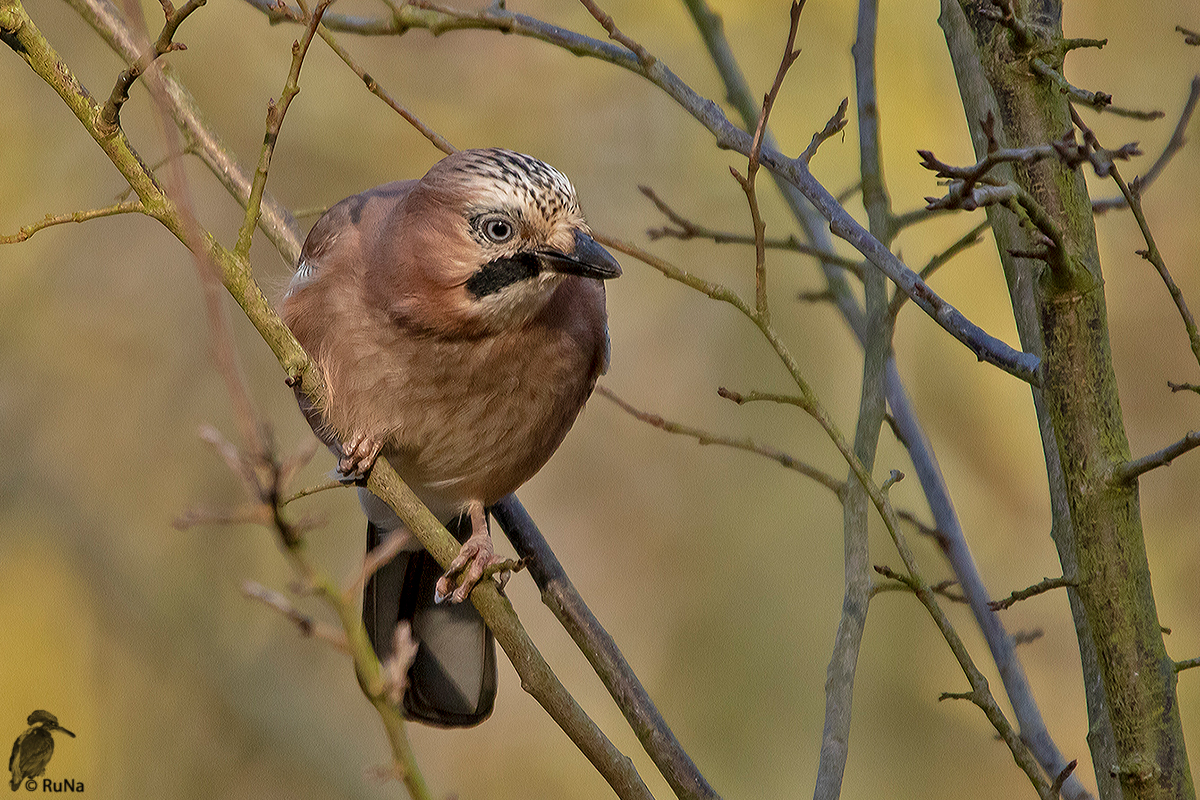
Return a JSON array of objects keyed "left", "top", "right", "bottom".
[
  {"left": 282, "top": 148, "right": 620, "bottom": 726},
  {"left": 9, "top": 710, "right": 74, "bottom": 790}
]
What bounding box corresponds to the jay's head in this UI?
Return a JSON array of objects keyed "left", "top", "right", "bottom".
[{"left": 383, "top": 148, "right": 621, "bottom": 335}]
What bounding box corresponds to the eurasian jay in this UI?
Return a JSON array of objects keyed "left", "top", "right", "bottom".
[{"left": 281, "top": 148, "right": 620, "bottom": 726}]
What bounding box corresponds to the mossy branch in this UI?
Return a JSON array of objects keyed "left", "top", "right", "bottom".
[{"left": 0, "top": 4, "right": 653, "bottom": 797}]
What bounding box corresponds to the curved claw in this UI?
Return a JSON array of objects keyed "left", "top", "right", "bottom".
[
  {"left": 337, "top": 432, "right": 383, "bottom": 477},
  {"left": 435, "top": 534, "right": 506, "bottom": 603}
]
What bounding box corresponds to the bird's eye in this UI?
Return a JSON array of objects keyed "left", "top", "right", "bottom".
[{"left": 483, "top": 217, "right": 514, "bottom": 243}]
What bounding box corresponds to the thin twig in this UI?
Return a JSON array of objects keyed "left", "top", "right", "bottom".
[
  {"left": 871, "top": 567, "right": 968, "bottom": 604},
  {"left": 243, "top": 580, "right": 351, "bottom": 653},
  {"left": 1175, "top": 657, "right": 1200, "bottom": 673},
  {"left": 1, "top": 200, "right": 145, "bottom": 243},
  {"left": 312, "top": 22, "right": 456, "bottom": 156},
  {"left": 801, "top": 98, "right": 849, "bottom": 165},
  {"left": 596, "top": 385, "right": 844, "bottom": 497},
  {"left": 96, "top": 0, "right": 207, "bottom": 133},
  {"left": 1030, "top": 57, "right": 1163, "bottom": 120},
  {"left": 638, "top": 185, "right": 863, "bottom": 273},
  {"left": 1168, "top": 381, "right": 1200, "bottom": 395},
  {"left": 989, "top": 576, "right": 1076, "bottom": 612},
  {"left": 577, "top": 0, "right": 655, "bottom": 70},
  {"left": 234, "top": 0, "right": 331, "bottom": 259},
  {"left": 1111, "top": 431, "right": 1200, "bottom": 484},
  {"left": 1072, "top": 106, "right": 1200, "bottom": 371},
  {"left": 1094, "top": 77, "right": 1200, "bottom": 213},
  {"left": 887, "top": 220, "right": 989, "bottom": 321},
  {"left": 732, "top": 0, "right": 804, "bottom": 322}
]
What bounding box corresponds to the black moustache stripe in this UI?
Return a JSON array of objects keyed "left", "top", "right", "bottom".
[{"left": 465, "top": 252, "right": 542, "bottom": 298}]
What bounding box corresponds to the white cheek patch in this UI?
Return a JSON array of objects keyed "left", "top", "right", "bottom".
[
  {"left": 473, "top": 271, "right": 565, "bottom": 325},
  {"left": 286, "top": 255, "right": 317, "bottom": 297}
]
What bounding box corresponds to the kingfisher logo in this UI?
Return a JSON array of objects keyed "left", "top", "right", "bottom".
[{"left": 7, "top": 711, "right": 81, "bottom": 793}]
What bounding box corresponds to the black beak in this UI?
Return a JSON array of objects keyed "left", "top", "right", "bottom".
[
  {"left": 52, "top": 725, "right": 75, "bottom": 738},
  {"left": 537, "top": 230, "right": 622, "bottom": 280}
]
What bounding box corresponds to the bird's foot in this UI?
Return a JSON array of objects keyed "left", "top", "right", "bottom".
[
  {"left": 337, "top": 432, "right": 383, "bottom": 477},
  {"left": 436, "top": 526, "right": 505, "bottom": 604}
]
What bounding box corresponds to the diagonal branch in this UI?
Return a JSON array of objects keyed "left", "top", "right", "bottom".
[
  {"left": 638, "top": 185, "right": 863, "bottom": 273},
  {"left": 235, "top": 0, "right": 330, "bottom": 259},
  {"left": 1094, "top": 77, "right": 1200, "bottom": 213},
  {"left": 96, "top": 0, "right": 206, "bottom": 133},
  {"left": 491, "top": 496, "right": 722, "bottom": 800},
  {"left": 596, "top": 385, "right": 844, "bottom": 496}
]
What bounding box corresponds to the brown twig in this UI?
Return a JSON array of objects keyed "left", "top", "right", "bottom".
[
  {"left": 597, "top": 385, "right": 844, "bottom": 497},
  {"left": 989, "top": 575, "right": 1076, "bottom": 612},
  {"left": 731, "top": 0, "right": 805, "bottom": 321},
  {"left": 1168, "top": 381, "right": 1200, "bottom": 395},
  {"left": 96, "top": 0, "right": 206, "bottom": 133},
  {"left": 1179, "top": 26, "right": 1200, "bottom": 46},
  {"left": 887, "top": 220, "right": 989, "bottom": 321},
  {"left": 243, "top": 580, "right": 351, "bottom": 653},
  {"left": 638, "top": 185, "right": 863, "bottom": 273},
  {"left": 1094, "top": 77, "right": 1200, "bottom": 213},
  {"left": 801, "top": 98, "right": 849, "bottom": 165},
  {"left": 577, "top": 0, "right": 654, "bottom": 70},
  {"left": 871, "top": 567, "right": 968, "bottom": 604},
  {"left": 312, "top": 23, "right": 457, "bottom": 156}
]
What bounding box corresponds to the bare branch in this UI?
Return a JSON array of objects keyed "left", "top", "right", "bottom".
[
  {"left": 1, "top": 200, "right": 145, "bottom": 243},
  {"left": 1176, "top": 657, "right": 1200, "bottom": 673},
  {"left": 491, "top": 496, "right": 721, "bottom": 800},
  {"left": 597, "top": 385, "right": 844, "bottom": 497},
  {"left": 234, "top": 0, "right": 331, "bottom": 259},
  {"left": 577, "top": 0, "right": 655, "bottom": 70},
  {"left": 96, "top": 0, "right": 207, "bottom": 133},
  {"left": 872, "top": 566, "right": 968, "bottom": 604},
  {"left": 1030, "top": 57, "right": 1163, "bottom": 120},
  {"left": 638, "top": 186, "right": 863, "bottom": 273},
  {"left": 1179, "top": 25, "right": 1200, "bottom": 46},
  {"left": 1094, "top": 77, "right": 1200, "bottom": 213},
  {"left": 888, "top": 221, "right": 989, "bottom": 321},
  {"left": 1072, "top": 106, "right": 1200, "bottom": 371},
  {"left": 734, "top": 0, "right": 805, "bottom": 322},
  {"left": 989, "top": 576, "right": 1076, "bottom": 612},
  {"left": 1168, "top": 381, "right": 1200, "bottom": 395},
  {"left": 242, "top": 580, "right": 351, "bottom": 653},
  {"left": 801, "top": 98, "right": 849, "bottom": 165},
  {"left": 1112, "top": 431, "right": 1200, "bottom": 484},
  {"left": 312, "top": 22, "right": 456, "bottom": 156}
]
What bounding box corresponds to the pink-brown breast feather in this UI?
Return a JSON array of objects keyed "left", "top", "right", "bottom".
[{"left": 282, "top": 184, "right": 609, "bottom": 517}]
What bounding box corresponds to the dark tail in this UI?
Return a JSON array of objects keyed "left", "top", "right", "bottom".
[{"left": 362, "top": 515, "right": 497, "bottom": 727}]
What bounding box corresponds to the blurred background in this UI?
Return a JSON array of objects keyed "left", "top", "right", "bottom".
[{"left": 2, "top": 0, "right": 1198, "bottom": 797}]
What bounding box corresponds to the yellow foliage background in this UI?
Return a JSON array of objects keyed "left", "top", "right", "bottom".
[{"left": 1, "top": 0, "right": 1197, "bottom": 798}]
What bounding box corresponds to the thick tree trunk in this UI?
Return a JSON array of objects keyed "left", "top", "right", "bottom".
[{"left": 938, "top": 2, "right": 1193, "bottom": 799}]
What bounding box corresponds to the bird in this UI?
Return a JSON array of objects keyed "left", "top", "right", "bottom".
[
  {"left": 9, "top": 710, "right": 74, "bottom": 790},
  {"left": 282, "top": 147, "right": 620, "bottom": 726}
]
